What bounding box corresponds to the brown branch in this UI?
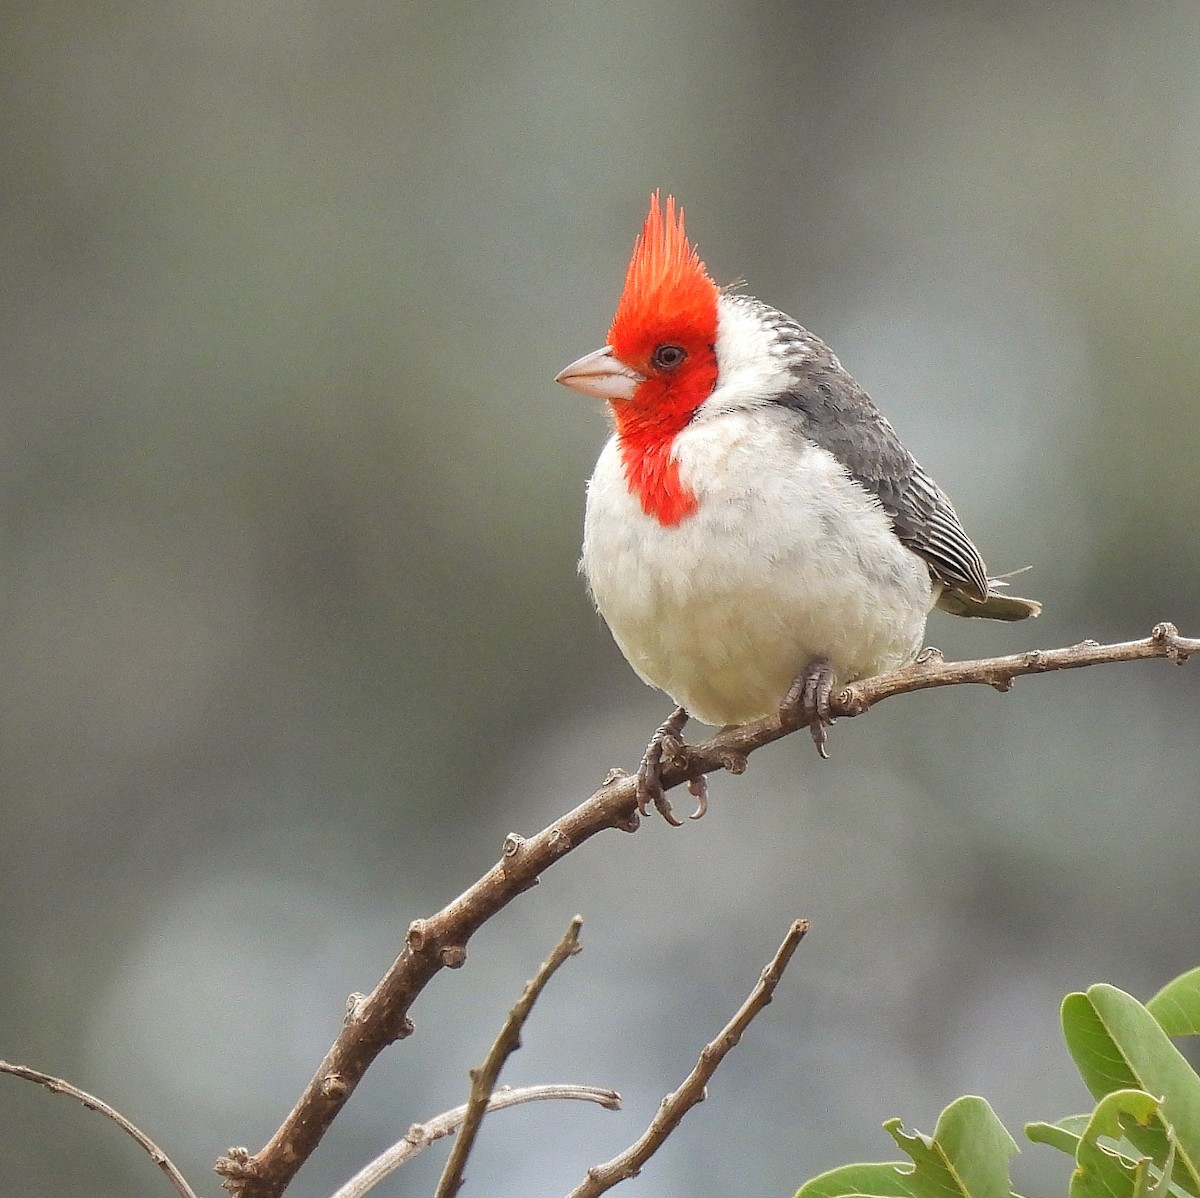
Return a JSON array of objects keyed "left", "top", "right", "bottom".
[
  {"left": 1, "top": 1060, "right": 198, "bottom": 1198},
  {"left": 214, "top": 622, "right": 1197, "bottom": 1198},
  {"left": 330, "top": 1083, "right": 620, "bottom": 1198},
  {"left": 566, "top": 918, "right": 810, "bottom": 1198},
  {"left": 435, "top": 916, "right": 584, "bottom": 1198}
]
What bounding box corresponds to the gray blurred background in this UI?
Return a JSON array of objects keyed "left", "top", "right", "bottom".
[{"left": 2, "top": 2, "right": 1199, "bottom": 1196}]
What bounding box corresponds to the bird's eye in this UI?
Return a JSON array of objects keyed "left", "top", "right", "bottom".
[{"left": 651, "top": 344, "right": 687, "bottom": 371}]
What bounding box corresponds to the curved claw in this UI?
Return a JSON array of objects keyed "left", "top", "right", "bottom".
[
  {"left": 687, "top": 774, "right": 709, "bottom": 820},
  {"left": 640, "top": 778, "right": 683, "bottom": 826}
]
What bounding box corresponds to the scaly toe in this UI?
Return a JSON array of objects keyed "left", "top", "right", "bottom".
[
  {"left": 781, "top": 657, "right": 837, "bottom": 758},
  {"left": 809, "top": 718, "right": 830, "bottom": 759},
  {"left": 636, "top": 706, "right": 691, "bottom": 826}
]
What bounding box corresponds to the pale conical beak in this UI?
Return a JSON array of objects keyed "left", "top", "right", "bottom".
[{"left": 554, "top": 346, "right": 645, "bottom": 401}]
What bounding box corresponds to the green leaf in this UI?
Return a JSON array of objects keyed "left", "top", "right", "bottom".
[
  {"left": 883, "top": 1099, "right": 1022, "bottom": 1198},
  {"left": 795, "top": 1160, "right": 914, "bottom": 1197},
  {"left": 1026, "top": 1118, "right": 1087, "bottom": 1157},
  {"left": 1148, "top": 968, "right": 1200, "bottom": 1038},
  {"left": 1062, "top": 984, "right": 1200, "bottom": 1195},
  {"left": 1028, "top": 1097, "right": 1180, "bottom": 1197},
  {"left": 904, "top": 1096, "right": 1020, "bottom": 1197},
  {"left": 1071, "top": 1089, "right": 1162, "bottom": 1198},
  {"left": 797, "top": 1095, "right": 1020, "bottom": 1197}
]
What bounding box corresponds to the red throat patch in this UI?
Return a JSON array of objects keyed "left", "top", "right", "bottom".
[
  {"left": 606, "top": 193, "right": 720, "bottom": 527},
  {"left": 617, "top": 436, "right": 699, "bottom": 526}
]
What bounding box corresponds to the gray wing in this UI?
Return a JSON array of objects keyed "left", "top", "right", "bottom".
[{"left": 757, "top": 305, "right": 991, "bottom": 602}]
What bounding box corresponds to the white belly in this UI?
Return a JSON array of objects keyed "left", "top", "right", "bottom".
[{"left": 581, "top": 409, "right": 936, "bottom": 726}]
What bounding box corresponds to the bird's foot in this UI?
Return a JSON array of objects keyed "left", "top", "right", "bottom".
[
  {"left": 637, "top": 706, "right": 707, "bottom": 824},
  {"left": 780, "top": 658, "right": 837, "bottom": 758}
]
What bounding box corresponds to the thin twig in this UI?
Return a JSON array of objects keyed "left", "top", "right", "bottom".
[
  {"left": 215, "top": 624, "right": 1198, "bottom": 1198},
  {"left": 0, "top": 1059, "right": 199, "bottom": 1198},
  {"left": 564, "top": 919, "right": 809, "bottom": 1197},
  {"left": 331, "top": 1083, "right": 620, "bottom": 1198},
  {"left": 435, "top": 917, "right": 585, "bottom": 1198}
]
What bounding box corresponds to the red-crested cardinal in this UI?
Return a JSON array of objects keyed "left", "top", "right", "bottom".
[{"left": 556, "top": 193, "right": 1039, "bottom": 824}]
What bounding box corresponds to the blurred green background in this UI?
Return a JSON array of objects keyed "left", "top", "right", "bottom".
[{"left": 2, "top": 2, "right": 1199, "bottom": 1195}]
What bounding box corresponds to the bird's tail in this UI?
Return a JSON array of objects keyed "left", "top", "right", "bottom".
[{"left": 937, "top": 572, "right": 1042, "bottom": 622}]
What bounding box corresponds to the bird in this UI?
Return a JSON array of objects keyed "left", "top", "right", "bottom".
[{"left": 556, "top": 192, "right": 1039, "bottom": 824}]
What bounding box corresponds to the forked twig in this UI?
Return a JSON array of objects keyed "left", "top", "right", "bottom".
[
  {"left": 435, "top": 916, "right": 585, "bottom": 1198},
  {"left": 216, "top": 625, "right": 1197, "bottom": 1198},
  {"left": 566, "top": 919, "right": 810, "bottom": 1197}
]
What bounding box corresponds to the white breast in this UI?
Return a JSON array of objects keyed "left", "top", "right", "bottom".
[{"left": 581, "top": 406, "right": 936, "bottom": 726}]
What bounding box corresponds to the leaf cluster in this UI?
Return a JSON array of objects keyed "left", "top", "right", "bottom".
[{"left": 796, "top": 967, "right": 1200, "bottom": 1198}]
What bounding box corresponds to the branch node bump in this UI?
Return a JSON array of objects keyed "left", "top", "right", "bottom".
[
  {"left": 915, "top": 645, "right": 944, "bottom": 666},
  {"left": 718, "top": 749, "right": 747, "bottom": 775},
  {"left": 991, "top": 675, "right": 1015, "bottom": 692},
  {"left": 1152, "top": 621, "right": 1189, "bottom": 662},
  {"left": 395, "top": 1016, "right": 415, "bottom": 1041},
  {"left": 215, "top": 1145, "right": 255, "bottom": 1185},
  {"left": 547, "top": 827, "right": 573, "bottom": 854},
  {"left": 1024, "top": 650, "right": 1045, "bottom": 667},
  {"left": 502, "top": 833, "right": 525, "bottom": 857},
  {"left": 602, "top": 766, "right": 629, "bottom": 785},
  {"left": 406, "top": 919, "right": 428, "bottom": 952},
  {"left": 440, "top": 945, "right": 467, "bottom": 969},
  {"left": 320, "top": 1073, "right": 348, "bottom": 1101},
  {"left": 344, "top": 993, "right": 368, "bottom": 1023},
  {"left": 615, "top": 810, "right": 640, "bottom": 833}
]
